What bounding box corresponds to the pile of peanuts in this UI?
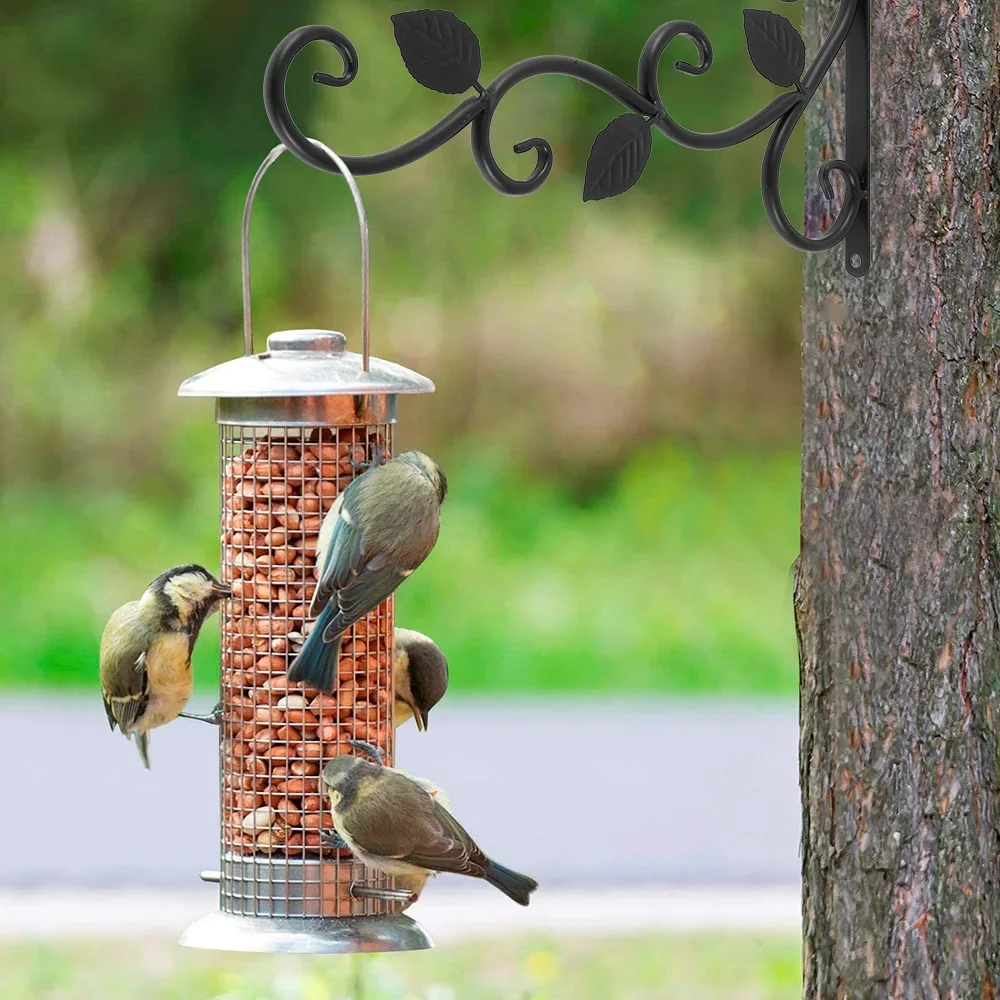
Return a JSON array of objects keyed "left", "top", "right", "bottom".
[{"left": 219, "top": 427, "right": 393, "bottom": 856}]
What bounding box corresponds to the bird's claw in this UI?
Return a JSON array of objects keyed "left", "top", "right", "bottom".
[
  {"left": 321, "top": 829, "right": 349, "bottom": 851},
  {"left": 350, "top": 441, "right": 389, "bottom": 475},
  {"left": 348, "top": 739, "right": 384, "bottom": 765},
  {"left": 179, "top": 701, "right": 223, "bottom": 725}
]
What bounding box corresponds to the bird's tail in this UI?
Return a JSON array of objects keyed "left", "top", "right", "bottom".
[
  {"left": 484, "top": 860, "right": 538, "bottom": 906},
  {"left": 134, "top": 731, "right": 151, "bottom": 770},
  {"left": 288, "top": 604, "right": 344, "bottom": 693}
]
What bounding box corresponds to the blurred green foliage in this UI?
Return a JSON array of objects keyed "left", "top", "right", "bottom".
[
  {"left": 0, "top": 1, "right": 805, "bottom": 693},
  {"left": 1, "top": 445, "right": 798, "bottom": 693},
  {"left": 0, "top": 933, "right": 802, "bottom": 999}
]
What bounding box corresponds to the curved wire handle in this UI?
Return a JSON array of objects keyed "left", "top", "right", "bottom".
[{"left": 241, "top": 138, "right": 371, "bottom": 371}]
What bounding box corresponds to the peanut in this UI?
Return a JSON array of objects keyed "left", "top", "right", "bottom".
[
  {"left": 241, "top": 806, "right": 276, "bottom": 832},
  {"left": 296, "top": 494, "right": 321, "bottom": 514},
  {"left": 286, "top": 462, "right": 319, "bottom": 479},
  {"left": 311, "top": 445, "right": 339, "bottom": 463},
  {"left": 274, "top": 797, "right": 302, "bottom": 827},
  {"left": 272, "top": 506, "right": 302, "bottom": 530},
  {"left": 256, "top": 826, "right": 287, "bottom": 853},
  {"left": 287, "top": 709, "right": 318, "bottom": 728}
]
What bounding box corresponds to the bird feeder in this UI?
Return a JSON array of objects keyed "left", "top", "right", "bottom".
[{"left": 177, "top": 141, "right": 435, "bottom": 954}]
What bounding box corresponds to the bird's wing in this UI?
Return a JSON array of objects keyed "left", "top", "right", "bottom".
[
  {"left": 350, "top": 777, "right": 488, "bottom": 877},
  {"left": 310, "top": 490, "right": 366, "bottom": 617},
  {"left": 99, "top": 605, "right": 150, "bottom": 733},
  {"left": 321, "top": 556, "right": 406, "bottom": 641},
  {"left": 397, "top": 798, "right": 490, "bottom": 877},
  {"left": 395, "top": 768, "right": 451, "bottom": 808},
  {"left": 101, "top": 651, "right": 148, "bottom": 733}
]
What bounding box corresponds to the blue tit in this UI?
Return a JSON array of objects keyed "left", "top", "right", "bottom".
[
  {"left": 288, "top": 451, "right": 447, "bottom": 693},
  {"left": 394, "top": 628, "right": 448, "bottom": 731},
  {"left": 99, "top": 564, "right": 230, "bottom": 768},
  {"left": 321, "top": 755, "right": 538, "bottom": 906}
]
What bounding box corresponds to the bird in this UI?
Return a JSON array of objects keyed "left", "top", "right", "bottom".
[
  {"left": 393, "top": 628, "right": 448, "bottom": 731},
  {"left": 99, "top": 564, "right": 230, "bottom": 768},
  {"left": 320, "top": 754, "right": 538, "bottom": 906},
  {"left": 288, "top": 451, "right": 447, "bottom": 693}
]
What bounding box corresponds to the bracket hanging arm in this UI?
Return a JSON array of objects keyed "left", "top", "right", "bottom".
[{"left": 263, "top": 4, "right": 870, "bottom": 275}]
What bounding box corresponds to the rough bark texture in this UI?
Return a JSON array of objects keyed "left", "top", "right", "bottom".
[{"left": 798, "top": 1, "right": 1000, "bottom": 998}]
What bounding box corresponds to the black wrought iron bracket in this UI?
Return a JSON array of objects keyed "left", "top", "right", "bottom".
[{"left": 264, "top": 3, "right": 870, "bottom": 276}]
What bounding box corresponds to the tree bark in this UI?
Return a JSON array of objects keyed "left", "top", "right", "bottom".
[{"left": 798, "top": 1, "right": 1000, "bottom": 998}]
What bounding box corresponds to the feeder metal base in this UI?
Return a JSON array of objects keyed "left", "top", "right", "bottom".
[{"left": 180, "top": 910, "right": 433, "bottom": 954}]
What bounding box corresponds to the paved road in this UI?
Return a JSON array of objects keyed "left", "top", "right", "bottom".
[
  {"left": 2, "top": 696, "right": 799, "bottom": 888},
  {"left": 0, "top": 885, "right": 802, "bottom": 941}
]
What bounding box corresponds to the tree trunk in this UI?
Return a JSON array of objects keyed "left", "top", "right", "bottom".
[{"left": 798, "top": 1, "right": 1000, "bottom": 998}]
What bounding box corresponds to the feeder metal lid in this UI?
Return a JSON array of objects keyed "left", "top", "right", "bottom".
[{"left": 178, "top": 330, "right": 434, "bottom": 398}]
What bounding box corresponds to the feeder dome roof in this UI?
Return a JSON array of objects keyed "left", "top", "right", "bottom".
[{"left": 178, "top": 330, "right": 435, "bottom": 398}]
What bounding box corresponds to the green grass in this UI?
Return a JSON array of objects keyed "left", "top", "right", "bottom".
[
  {"left": 0, "top": 933, "right": 801, "bottom": 999},
  {"left": 0, "top": 445, "right": 799, "bottom": 695}
]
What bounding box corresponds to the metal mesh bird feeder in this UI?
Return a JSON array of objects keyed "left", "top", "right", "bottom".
[{"left": 177, "top": 141, "right": 435, "bottom": 954}]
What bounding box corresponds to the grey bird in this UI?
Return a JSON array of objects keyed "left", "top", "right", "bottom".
[
  {"left": 288, "top": 451, "right": 447, "bottom": 693},
  {"left": 394, "top": 628, "right": 449, "bottom": 731},
  {"left": 99, "top": 564, "right": 230, "bottom": 768},
  {"left": 321, "top": 755, "right": 538, "bottom": 906}
]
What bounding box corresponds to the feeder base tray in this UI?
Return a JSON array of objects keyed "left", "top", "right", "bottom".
[{"left": 179, "top": 910, "right": 433, "bottom": 954}]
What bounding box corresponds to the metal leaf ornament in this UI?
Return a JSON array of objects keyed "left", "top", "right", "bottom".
[
  {"left": 391, "top": 9, "right": 482, "bottom": 94},
  {"left": 743, "top": 9, "right": 805, "bottom": 88},
  {"left": 583, "top": 114, "right": 652, "bottom": 202}
]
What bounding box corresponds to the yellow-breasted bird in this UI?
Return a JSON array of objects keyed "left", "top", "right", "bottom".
[
  {"left": 100, "top": 564, "right": 230, "bottom": 768},
  {"left": 393, "top": 628, "right": 448, "bottom": 731},
  {"left": 321, "top": 755, "right": 538, "bottom": 906},
  {"left": 289, "top": 451, "right": 447, "bottom": 693}
]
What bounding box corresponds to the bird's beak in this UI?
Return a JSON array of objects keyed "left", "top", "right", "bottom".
[
  {"left": 416, "top": 708, "right": 429, "bottom": 732},
  {"left": 212, "top": 580, "right": 233, "bottom": 598}
]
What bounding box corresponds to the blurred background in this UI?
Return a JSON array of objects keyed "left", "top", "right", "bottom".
[
  {"left": 0, "top": 1, "right": 804, "bottom": 996},
  {"left": 0, "top": 0, "right": 803, "bottom": 694}
]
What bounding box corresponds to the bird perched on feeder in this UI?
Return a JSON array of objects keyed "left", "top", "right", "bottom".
[
  {"left": 320, "top": 753, "right": 538, "bottom": 906},
  {"left": 288, "top": 451, "right": 447, "bottom": 693},
  {"left": 99, "top": 564, "right": 231, "bottom": 768},
  {"left": 393, "top": 628, "right": 448, "bottom": 731}
]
